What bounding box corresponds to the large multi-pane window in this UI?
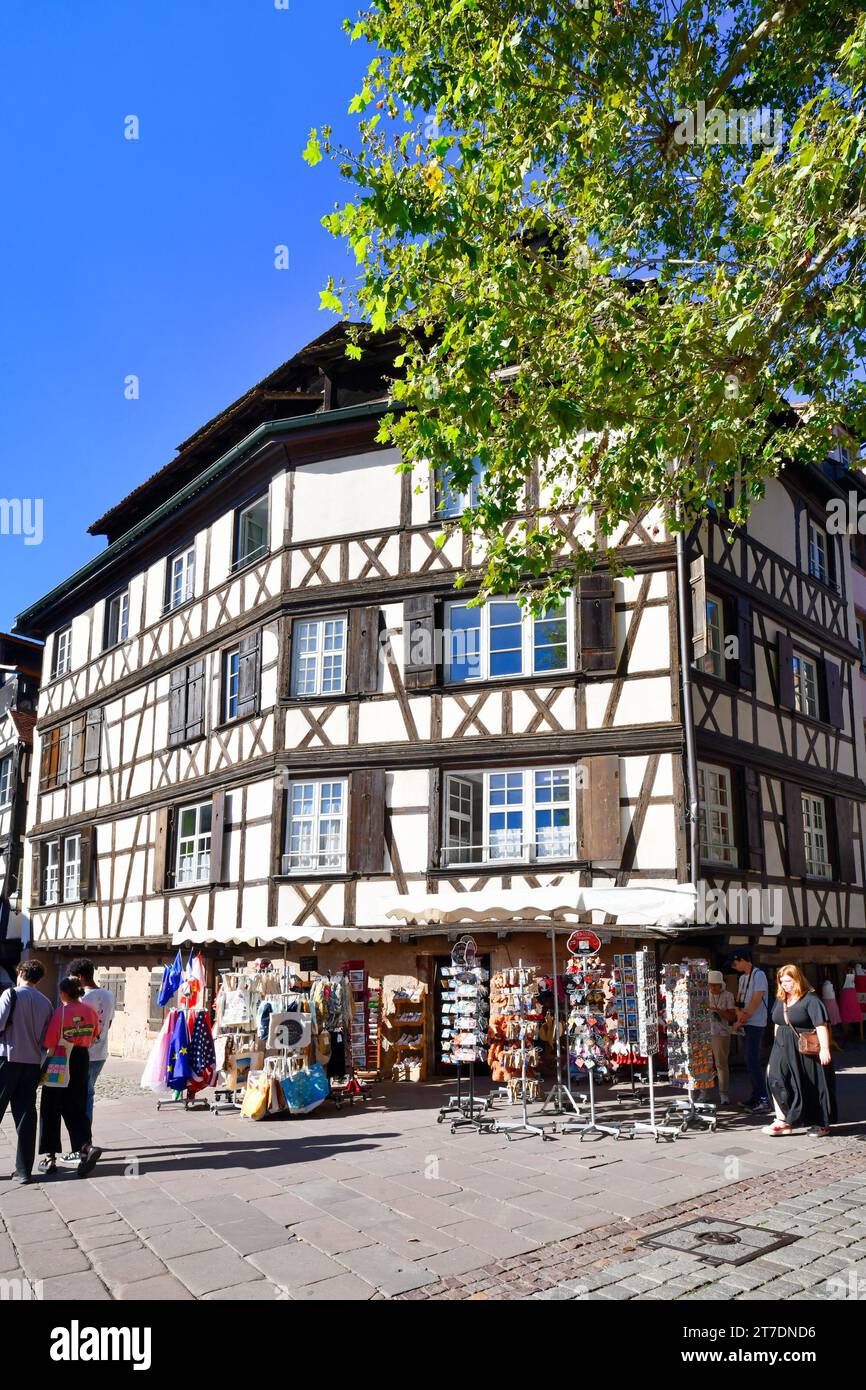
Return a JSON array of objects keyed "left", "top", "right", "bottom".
[
  {"left": 444, "top": 598, "right": 570, "bottom": 683},
  {"left": 104, "top": 589, "right": 130, "bottom": 649},
  {"left": 175, "top": 802, "right": 212, "bottom": 885},
  {"left": 167, "top": 546, "right": 195, "bottom": 611},
  {"left": 434, "top": 457, "right": 485, "bottom": 518},
  {"left": 291, "top": 616, "right": 347, "bottom": 697},
  {"left": 63, "top": 834, "right": 81, "bottom": 902},
  {"left": 52, "top": 626, "right": 72, "bottom": 678},
  {"left": 698, "top": 763, "right": 737, "bottom": 866},
  {"left": 802, "top": 793, "right": 832, "bottom": 878},
  {"left": 0, "top": 756, "right": 12, "bottom": 808},
  {"left": 283, "top": 779, "right": 347, "bottom": 873},
  {"left": 43, "top": 842, "right": 59, "bottom": 906},
  {"left": 808, "top": 518, "right": 829, "bottom": 584},
  {"left": 234, "top": 493, "right": 269, "bottom": 569},
  {"left": 793, "top": 651, "right": 820, "bottom": 719},
  {"left": 442, "top": 767, "right": 575, "bottom": 867}
]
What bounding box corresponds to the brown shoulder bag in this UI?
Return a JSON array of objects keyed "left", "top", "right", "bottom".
[{"left": 783, "top": 1000, "right": 821, "bottom": 1056}]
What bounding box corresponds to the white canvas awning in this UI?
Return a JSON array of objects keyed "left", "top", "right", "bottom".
[
  {"left": 384, "top": 881, "right": 696, "bottom": 929},
  {"left": 171, "top": 924, "right": 393, "bottom": 947}
]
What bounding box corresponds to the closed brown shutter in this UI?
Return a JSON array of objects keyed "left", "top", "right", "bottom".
[
  {"left": 236, "top": 632, "right": 261, "bottom": 720},
  {"left": 68, "top": 716, "right": 86, "bottom": 782},
  {"left": 348, "top": 768, "right": 386, "bottom": 874},
  {"left": 39, "top": 729, "right": 57, "bottom": 789},
  {"left": 823, "top": 659, "right": 843, "bottom": 727},
  {"left": 210, "top": 790, "right": 226, "bottom": 885},
  {"left": 83, "top": 708, "right": 103, "bottom": 775},
  {"left": 403, "top": 594, "right": 437, "bottom": 689},
  {"left": 834, "top": 797, "right": 855, "bottom": 882},
  {"left": 782, "top": 782, "right": 806, "bottom": 877},
  {"left": 736, "top": 598, "right": 755, "bottom": 690},
  {"left": 185, "top": 660, "right": 205, "bottom": 741},
  {"left": 78, "top": 826, "right": 95, "bottom": 903},
  {"left": 741, "top": 767, "right": 764, "bottom": 872},
  {"left": 31, "top": 842, "right": 46, "bottom": 909},
  {"left": 581, "top": 755, "right": 621, "bottom": 861},
  {"left": 347, "top": 606, "right": 381, "bottom": 695},
  {"left": 777, "top": 632, "right": 795, "bottom": 708},
  {"left": 168, "top": 668, "right": 186, "bottom": 746},
  {"left": 153, "top": 806, "right": 172, "bottom": 892},
  {"left": 56, "top": 723, "right": 70, "bottom": 786},
  {"left": 689, "top": 556, "right": 708, "bottom": 662},
  {"left": 579, "top": 573, "right": 617, "bottom": 673}
]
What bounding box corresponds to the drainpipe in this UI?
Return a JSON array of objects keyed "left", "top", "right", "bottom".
[{"left": 675, "top": 521, "right": 700, "bottom": 889}]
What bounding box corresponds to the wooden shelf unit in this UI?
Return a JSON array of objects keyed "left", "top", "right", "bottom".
[{"left": 387, "top": 988, "right": 428, "bottom": 1080}]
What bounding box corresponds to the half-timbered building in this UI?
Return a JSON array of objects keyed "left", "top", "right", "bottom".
[
  {"left": 0, "top": 632, "right": 42, "bottom": 970},
  {"left": 12, "top": 327, "right": 866, "bottom": 1057}
]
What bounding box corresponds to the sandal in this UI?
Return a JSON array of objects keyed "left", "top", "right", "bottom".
[
  {"left": 761, "top": 1122, "right": 792, "bottom": 1136},
  {"left": 38, "top": 1157, "right": 57, "bottom": 1174}
]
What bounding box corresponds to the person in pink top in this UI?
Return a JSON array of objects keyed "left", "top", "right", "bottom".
[{"left": 38, "top": 978, "right": 102, "bottom": 1177}]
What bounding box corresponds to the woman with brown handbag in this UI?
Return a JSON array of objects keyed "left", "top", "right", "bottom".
[{"left": 764, "top": 964, "right": 836, "bottom": 1138}]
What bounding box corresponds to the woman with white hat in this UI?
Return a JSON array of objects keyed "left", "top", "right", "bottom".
[{"left": 708, "top": 969, "right": 737, "bottom": 1106}]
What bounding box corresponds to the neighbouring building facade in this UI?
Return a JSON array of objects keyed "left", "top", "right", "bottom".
[
  {"left": 0, "top": 632, "right": 42, "bottom": 971},
  {"left": 12, "top": 327, "right": 866, "bottom": 1058}
]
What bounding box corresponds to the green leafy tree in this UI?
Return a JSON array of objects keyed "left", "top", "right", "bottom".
[{"left": 306, "top": 0, "right": 866, "bottom": 605}]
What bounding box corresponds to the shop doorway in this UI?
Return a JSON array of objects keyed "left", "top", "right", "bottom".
[{"left": 431, "top": 952, "right": 491, "bottom": 1077}]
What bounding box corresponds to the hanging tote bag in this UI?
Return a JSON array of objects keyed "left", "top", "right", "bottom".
[
  {"left": 280, "top": 1062, "right": 330, "bottom": 1115},
  {"left": 240, "top": 1071, "right": 271, "bottom": 1120},
  {"left": 40, "top": 1006, "right": 71, "bottom": 1089}
]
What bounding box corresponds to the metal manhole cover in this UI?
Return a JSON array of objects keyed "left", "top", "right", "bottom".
[{"left": 640, "top": 1219, "right": 797, "bottom": 1266}]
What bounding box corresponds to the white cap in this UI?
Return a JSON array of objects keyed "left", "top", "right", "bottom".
[{"left": 708, "top": 970, "right": 724, "bottom": 986}]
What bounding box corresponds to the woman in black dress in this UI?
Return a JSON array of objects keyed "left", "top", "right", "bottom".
[{"left": 764, "top": 964, "right": 836, "bottom": 1137}]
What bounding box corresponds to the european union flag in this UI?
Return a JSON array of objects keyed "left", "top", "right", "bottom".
[{"left": 157, "top": 950, "right": 184, "bottom": 1007}]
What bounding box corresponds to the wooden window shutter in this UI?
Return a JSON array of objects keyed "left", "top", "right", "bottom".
[
  {"left": 68, "top": 716, "right": 86, "bottom": 783},
  {"left": 823, "top": 658, "right": 843, "bottom": 727},
  {"left": 782, "top": 782, "right": 806, "bottom": 877},
  {"left": 40, "top": 726, "right": 60, "bottom": 790},
  {"left": 736, "top": 598, "right": 755, "bottom": 690},
  {"left": 740, "top": 767, "right": 764, "bottom": 872},
  {"left": 689, "top": 556, "right": 708, "bottom": 662},
  {"left": 83, "top": 708, "right": 103, "bottom": 776},
  {"left": 347, "top": 606, "right": 381, "bottom": 696},
  {"left": 168, "top": 667, "right": 186, "bottom": 747},
  {"left": 580, "top": 755, "right": 621, "bottom": 861},
  {"left": 56, "top": 722, "right": 70, "bottom": 786},
  {"left": 153, "top": 806, "right": 172, "bottom": 893},
  {"left": 236, "top": 632, "right": 261, "bottom": 720},
  {"left": 78, "top": 826, "right": 95, "bottom": 903},
  {"left": 348, "top": 768, "right": 386, "bottom": 874},
  {"left": 185, "top": 660, "right": 205, "bottom": 741},
  {"left": 834, "top": 797, "right": 855, "bottom": 882},
  {"left": 776, "top": 631, "right": 795, "bottom": 709},
  {"left": 31, "top": 842, "right": 46, "bottom": 909},
  {"left": 579, "top": 573, "right": 617, "bottom": 673},
  {"left": 403, "top": 594, "right": 437, "bottom": 689},
  {"left": 210, "top": 789, "right": 226, "bottom": 885}
]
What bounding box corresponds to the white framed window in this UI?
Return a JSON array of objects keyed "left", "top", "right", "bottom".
[
  {"left": 0, "top": 756, "right": 12, "bottom": 809},
  {"left": 802, "top": 793, "right": 832, "bottom": 878},
  {"left": 291, "top": 616, "right": 347, "bottom": 697},
  {"left": 442, "top": 767, "right": 576, "bottom": 867},
  {"left": 63, "top": 834, "right": 81, "bottom": 903},
  {"left": 104, "top": 590, "right": 129, "bottom": 649},
  {"left": 224, "top": 647, "right": 240, "bottom": 722},
  {"left": 234, "top": 493, "right": 269, "bottom": 569},
  {"left": 808, "top": 518, "right": 829, "bottom": 584},
  {"left": 43, "top": 842, "right": 59, "bottom": 906},
  {"left": 444, "top": 597, "right": 571, "bottom": 683},
  {"left": 283, "top": 778, "right": 347, "bottom": 873},
  {"left": 175, "top": 801, "right": 212, "bottom": 885},
  {"left": 52, "top": 626, "right": 72, "bottom": 679},
  {"left": 857, "top": 618, "right": 866, "bottom": 671},
  {"left": 701, "top": 594, "right": 725, "bottom": 678},
  {"left": 434, "top": 456, "right": 484, "bottom": 519},
  {"left": 793, "top": 651, "right": 820, "bottom": 719},
  {"left": 167, "top": 546, "right": 195, "bottom": 611},
  {"left": 698, "top": 763, "right": 737, "bottom": 866}
]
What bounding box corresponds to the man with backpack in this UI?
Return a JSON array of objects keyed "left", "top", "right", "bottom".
[{"left": 0, "top": 959, "right": 54, "bottom": 1183}]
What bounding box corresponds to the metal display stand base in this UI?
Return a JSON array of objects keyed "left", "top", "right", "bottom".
[
  {"left": 616, "top": 1056, "right": 680, "bottom": 1143},
  {"left": 539, "top": 1081, "right": 581, "bottom": 1115},
  {"left": 557, "top": 1066, "right": 620, "bottom": 1141},
  {"left": 157, "top": 1093, "right": 210, "bottom": 1112},
  {"left": 664, "top": 1096, "right": 718, "bottom": 1131},
  {"left": 446, "top": 1063, "right": 496, "bottom": 1133}
]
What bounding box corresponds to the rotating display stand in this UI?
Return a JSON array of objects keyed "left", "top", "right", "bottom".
[
  {"left": 539, "top": 929, "right": 582, "bottom": 1116},
  {"left": 616, "top": 948, "right": 679, "bottom": 1143},
  {"left": 661, "top": 959, "right": 717, "bottom": 1132},
  {"left": 439, "top": 937, "right": 495, "bottom": 1133},
  {"left": 492, "top": 962, "right": 554, "bottom": 1141},
  {"left": 558, "top": 949, "right": 621, "bottom": 1140}
]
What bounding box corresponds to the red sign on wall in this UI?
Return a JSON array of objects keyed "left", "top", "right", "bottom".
[{"left": 566, "top": 930, "right": 602, "bottom": 956}]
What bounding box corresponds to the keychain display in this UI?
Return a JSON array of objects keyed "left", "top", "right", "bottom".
[
  {"left": 565, "top": 953, "right": 614, "bottom": 1078},
  {"left": 661, "top": 959, "right": 715, "bottom": 1090},
  {"left": 491, "top": 962, "right": 552, "bottom": 1139}
]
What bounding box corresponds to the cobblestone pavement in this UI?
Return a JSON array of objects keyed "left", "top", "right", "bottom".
[{"left": 0, "top": 1055, "right": 864, "bottom": 1301}]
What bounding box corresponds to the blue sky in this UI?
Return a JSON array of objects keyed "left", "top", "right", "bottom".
[{"left": 0, "top": 0, "right": 364, "bottom": 631}]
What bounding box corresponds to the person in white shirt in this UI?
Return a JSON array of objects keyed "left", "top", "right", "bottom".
[
  {"left": 67, "top": 958, "right": 116, "bottom": 1158},
  {"left": 729, "top": 950, "right": 770, "bottom": 1112}
]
